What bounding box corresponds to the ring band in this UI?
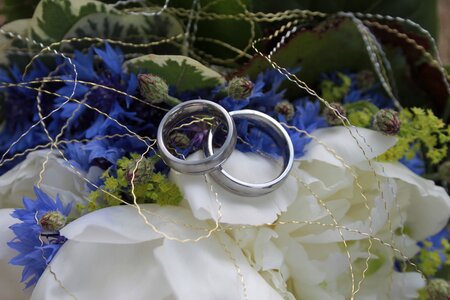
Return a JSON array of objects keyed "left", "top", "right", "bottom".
[
  {"left": 205, "top": 109, "right": 294, "bottom": 197},
  {"left": 157, "top": 99, "right": 236, "bottom": 174}
]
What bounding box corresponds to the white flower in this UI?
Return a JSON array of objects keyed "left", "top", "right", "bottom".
[
  {"left": 0, "top": 150, "right": 93, "bottom": 300},
  {"left": 170, "top": 150, "right": 299, "bottom": 225},
  {"left": 0, "top": 150, "right": 90, "bottom": 209},
  {"left": 18, "top": 127, "right": 450, "bottom": 299},
  {"left": 0, "top": 209, "right": 31, "bottom": 300},
  {"left": 31, "top": 204, "right": 283, "bottom": 300}
]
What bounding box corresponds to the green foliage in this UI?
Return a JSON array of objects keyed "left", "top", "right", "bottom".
[
  {"left": 379, "top": 108, "right": 450, "bottom": 164},
  {"left": 151, "top": 0, "right": 255, "bottom": 65},
  {"left": 125, "top": 54, "right": 225, "bottom": 92},
  {"left": 243, "top": 18, "right": 373, "bottom": 91},
  {"left": 1, "top": 0, "right": 40, "bottom": 23},
  {"left": 79, "top": 154, "right": 183, "bottom": 213},
  {"left": 320, "top": 72, "right": 351, "bottom": 102},
  {"left": 62, "top": 11, "right": 183, "bottom": 52},
  {"left": 344, "top": 101, "right": 379, "bottom": 128},
  {"left": 30, "top": 0, "right": 111, "bottom": 43},
  {"left": 252, "top": 0, "right": 438, "bottom": 38},
  {"left": 416, "top": 239, "right": 450, "bottom": 278}
]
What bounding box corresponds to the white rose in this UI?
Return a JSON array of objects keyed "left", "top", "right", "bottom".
[
  {"left": 31, "top": 204, "right": 283, "bottom": 300},
  {"left": 15, "top": 127, "right": 450, "bottom": 299},
  {"left": 0, "top": 149, "right": 94, "bottom": 300},
  {"left": 0, "top": 150, "right": 90, "bottom": 209},
  {"left": 229, "top": 127, "right": 450, "bottom": 299}
]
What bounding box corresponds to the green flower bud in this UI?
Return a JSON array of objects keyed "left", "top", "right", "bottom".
[
  {"left": 39, "top": 211, "right": 67, "bottom": 232},
  {"left": 323, "top": 102, "right": 346, "bottom": 126},
  {"left": 138, "top": 74, "right": 181, "bottom": 106},
  {"left": 426, "top": 279, "right": 450, "bottom": 300},
  {"left": 169, "top": 132, "right": 190, "bottom": 148},
  {"left": 274, "top": 100, "right": 295, "bottom": 121},
  {"left": 126, "top": 157, "right": 157, "bottom": 184},
  {"left": 372, "top": 109, "right": 401, "bottom": 135},
  {"left": 438, "top": 161, "right": 450, "bottom": 183},
  {"left": 228, "top": 77, "right": 253, "bottom": 100}
]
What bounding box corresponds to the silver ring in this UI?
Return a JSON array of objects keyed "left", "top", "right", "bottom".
[
  {"left": 157, "top": 99, "right": 236, "bottom": 174},
  {"left": 205, "top": 109, "right": 294, "bottom": 197}
]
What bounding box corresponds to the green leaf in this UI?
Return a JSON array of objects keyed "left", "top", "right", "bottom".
[
  {"left": 0, "top": 19, "right": 32, "bottom": 67},
  {"left": 125, "top": 54, "right": 225, "bottom": 92},
  {"left": 62, "top": 11, "right": 183, "bottom": 53},
  {"left": 29, "top": 0, "right": 112, "bottom": 44},
  {"left": 253, "top": 0, "right": 438, "bottom": 38},
  {"left": 243, "top": 18, "right": 373, "bottom": 92},
  {"left": 152, "top": 0, "right": 256, "bottom": 65},
  {"left": 2, "top": 0, "right": 40, "bottom": 23}
]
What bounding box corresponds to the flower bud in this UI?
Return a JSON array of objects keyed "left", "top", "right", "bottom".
[
  {"left": 274, "top": 100, "right": 295, "bottom": 121},
  {"left": 126, "top": 157, "right": 156, "bottom": 184},
  {"left": 426, "top": 279, "right": 450, "bottom": 300},
  {"left": 138, "top": 74, "right": 181, "bottom": 106},
  {"left": 228, "top": 77, "right": 253, "bottom": 100},
  {"left": 39, "top": 211, "right": 67, "bottom": 232},
  {"left": 438, "top": 161, "right": 450, "bottom": 183},
  {"left": 356, "top": 70, "right": 376, "bottom": 91},
  {"left": 372, "top": 109, "right": 401, "bottom": 135},
  {"left": 323, "top": 102, "right": 346, "bottom": 126}
]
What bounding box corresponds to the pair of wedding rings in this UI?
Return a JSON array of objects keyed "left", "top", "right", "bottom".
[{"left": 157, "top": 100, "right": 294, "bottom": 197}]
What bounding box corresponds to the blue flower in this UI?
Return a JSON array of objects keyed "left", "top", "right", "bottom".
[
  {"left": 321, "top": 71, "right": 396, "bottom": 109},
  {"left": 49, "top": 44, "right": 148, "bottom": 140},
  {"left": 0, "top": 62, "right": 51, "bottom": 174},
  {"left": 218, "top": 69, "right": 288, "bottom": 112},
  {"left": 400, "top": 153, "right": 425, "bottom": 176},
  {"left": 8, "top": 188, "right": 72, "bottom": 288},
  {"left": 211, "top": 69, "right": 327, "bottom": 158}
]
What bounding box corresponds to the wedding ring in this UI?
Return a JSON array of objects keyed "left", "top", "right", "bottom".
[
  {"left": 157, "top": 99, "right": 236, "bottom": 174},
  {"left": 205, "top": 109, "right": 294, "bottom": 197}
]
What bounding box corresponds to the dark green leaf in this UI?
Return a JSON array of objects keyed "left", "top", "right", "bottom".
[
  {"left": 29, "top": 0, "right": 112, "bottom": 44},
  {"left": 125, "top": 54, "right": 225, "bottom": 92}
]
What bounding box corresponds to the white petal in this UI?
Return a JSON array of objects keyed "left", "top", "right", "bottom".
[
  {"left": 154, "top": 231, "right": 283, "bottom": 300},
  {"left": 0, "top": 150, "right": 88, "bottom": 209},
  {"left": 374, "top": 162, "right": 450, "bottom": 240},
  {"left": 300, "top": 127, "right": 397, "bottom": 167},
  {"left": 61, "top": 204, "right": 211, "bottom": 244},
  {"left": 390, "top": 272, "right": 425, "bottom": 300},
  {"left": 0, "top": 208, "right": 16, "bottom": 260},
  {"left": 0, "top": 209, "right": 31, "bottom": 300},
  {"left": 32, "top": 240, "right": 173, "bottom": 300},
  {"left": 170, "top": 151, "right": 298, "bottom": 225}
]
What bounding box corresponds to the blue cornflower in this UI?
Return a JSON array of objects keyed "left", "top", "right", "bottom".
[
  {"left": 8, "top": 187, "right": 72, "bottom": 288},
  {"left": 212, "top": 69, "right": 327, "bottom": 158},
  {"left": 50, "top": 43, "right": 147, "bottom": 140},
  {"left": 400, "top": 153, "right": 425, "bottom": 176},
  {"left": 321, "top": 71, "right": 396, "bottom": 109},
  {"left": 218, "top": 69, "right": 287, "bottom": 112},
  {"left": 63, "top": 135, "right": 148, "bottom": 172},
  {"left": 0, "top": 62, "right": 50, "bottom": 165}
]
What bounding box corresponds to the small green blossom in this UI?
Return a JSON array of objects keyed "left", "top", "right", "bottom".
[
  {"left": 78, "top": 154, "right": 183, "bottom": 213},
  {"left": 344, "top": 101, "right": 379, "bottom": 128},
  {"left": 378, "top": 108, "right": 449, "bottom": 165},
  {"left": 320, "top": 72, "right": 351, "bottom": 102}
]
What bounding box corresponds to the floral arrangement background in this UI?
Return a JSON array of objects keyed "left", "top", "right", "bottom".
[{"left": 0, "top": 0, "right": 449, "bottom": 299}]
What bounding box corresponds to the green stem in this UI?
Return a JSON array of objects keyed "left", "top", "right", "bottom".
[{"left": 165, "top": 95, "right": 182, "bottom": 106}]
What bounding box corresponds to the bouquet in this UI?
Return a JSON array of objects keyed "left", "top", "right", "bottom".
[{"left": 0, "top": 1, "right": 449, "bottom": 299}]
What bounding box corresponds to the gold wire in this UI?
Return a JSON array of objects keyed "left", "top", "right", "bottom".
[{"left": 0, "top": 4, "right": 441, "bottom": 298}]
